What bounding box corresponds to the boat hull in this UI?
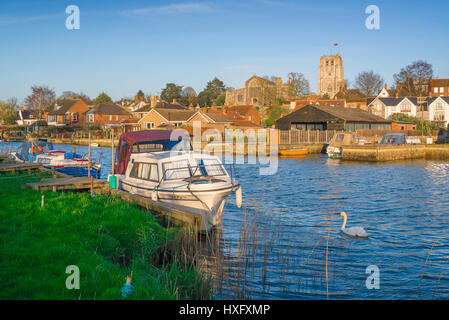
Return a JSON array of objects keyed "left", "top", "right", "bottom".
[
  {"left": 279, "top": 149, "right": 308, "bottom": 157},
  {"left": 120, "top": 179, "right": 235, "bottom": 231}
]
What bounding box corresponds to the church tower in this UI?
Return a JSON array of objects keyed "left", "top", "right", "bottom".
[{"left": 318, "top": 54, "right": 344, "bottom": 99}]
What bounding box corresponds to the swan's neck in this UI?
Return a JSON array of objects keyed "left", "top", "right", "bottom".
[{"left": 341, "top": 213, "right": 347, "bottom": 230}]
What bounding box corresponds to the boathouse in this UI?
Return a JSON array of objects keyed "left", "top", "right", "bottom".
[{"left": 275, "top": 104, "right": 391, "bottom": 131}]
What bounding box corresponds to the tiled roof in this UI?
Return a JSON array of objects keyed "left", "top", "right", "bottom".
[
  {"left": 154, "top": 108, "right": 196, "bottom": 122},
  {"left": 48, "top": 98, "right": 80, "bottom": 115},
  {"left": 313, "top": 104, "right": 390, "bottom": 122},
  {"left": 431, "top": 79, "right": 449, "bottom": 87},
  {"left": 428, "top": 96, "right": 449, "bottom": 105},
  {"left": 204, "top": 112, "right": 232, "bottom": 123},
  {"left": 86, "top": 103, "right": 130, "bottom": 115}
]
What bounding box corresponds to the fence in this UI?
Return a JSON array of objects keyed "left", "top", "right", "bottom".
[{"left": 279, "top": 130, "right": 340, "bottom": 145}]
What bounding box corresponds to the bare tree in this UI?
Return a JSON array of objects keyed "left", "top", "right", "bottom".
[
  {"left": 287, "top": 72, "right": 310, "bottom": 98},
  {"left": 393, "top": 60, "right": 433, "bottom": 96},
  {"left": 59, "top": 91, "right": 93, "bottom": 104},
  {"left": 354, "top": 71, "right": 384, "bottom": 97},
  {"left": 24, "top": 86, "right": 56, "bottom": 119}
]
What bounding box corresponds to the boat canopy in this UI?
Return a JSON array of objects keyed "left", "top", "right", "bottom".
[
  {"left": 15, "top": 141, "right": 54, "bottom": 161},
  {"left": 114, "top": 130, "right": 192, "bottom": 174}
]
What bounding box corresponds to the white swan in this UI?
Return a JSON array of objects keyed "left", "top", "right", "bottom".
[{"left": 339, "top": 212, "right": 369, "bottom": 238}]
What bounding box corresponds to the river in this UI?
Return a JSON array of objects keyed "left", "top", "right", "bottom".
[{"left": 3, "top": 141, "right": 449, "bottom": 299}]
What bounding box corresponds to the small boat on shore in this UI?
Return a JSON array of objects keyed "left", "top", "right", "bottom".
[
  {"left": 279, "top": 149, "right": 308, "bottom": 157},
  {"left": 327, "top": 133, "right": 368, "bottom": 159},
  {"left": 10, "top": 141, "right": 101, "bottom": 178},
  {"left": 110, "top": 130, "right": 241, "bottom": 232}
]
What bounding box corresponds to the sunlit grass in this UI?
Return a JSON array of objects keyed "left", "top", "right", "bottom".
[{"left": 0, "top": 172, "right": 210, "bottom": 300}]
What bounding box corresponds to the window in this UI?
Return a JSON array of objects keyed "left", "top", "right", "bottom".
[
  {"left": 440, "top": 87, "right": 444, "bottom": 93},
  {"left": 248, "top": 116, "right": 252, "bottom": 121},
  {"left": 71, "top": 112, "right": 78, "bottom": 122},
  {"left": 434, "top": 88, "right": 439, "bottom": 93},
  {"left": 109, "top": 115, "right": 112, "bottom": 121},
  {"left": 144, "top": 122, "right": 154, "bottom": 129},
  {"left": 400, "top": 102, "right": 411, "bottom": 112},
  {"left": 88, "top": 114, "right": 94, "bottom": 122},
  {"left": 48, "top": 115, "right": 56, "bottom": 123},
  {"left": 130, "top": 162, "right": 158, "bottom": 181},
  {"left": 237, "top": 94, "right": 243, "bottom": 102},
  {"left": 115, "top": 115, "right": 118, "bottom": 121},
  {"left": 434, "top": 111, "right": 445, "bottom": 121},
  {"left": 199, "top": 159, "right": 225, "bottom": 176},
  {"left": 163, "top": 160, "right": 190, "bottom": 180},
  {"left": 435, "top": 102, "right": 444, "bottom": 110}
]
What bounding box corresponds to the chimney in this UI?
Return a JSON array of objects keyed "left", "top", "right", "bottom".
[
  {"left": 290, "top": 101, "right": 296, "bottom": 111},
  {"left": 151, "top": 96, "right": 158, "bottom": 107},
  {"left": 396, "top": 91, "right": 399, "bottom": 98},
  {"left": 188, "top": 103, "right": 194, "bottom": 110},
  {"left": 134, "top": 95, "right": 139, "bottom": 103},
  {"left": 20, "top": 106, "right": 24, "bottom": 111},
  {"left": 172, "top": 98, "right": 177, "bottom": 104},
  {"left": 276, "top": 77, "right": 282, "bottom": 86},
  {"left": 384, "top": 83, "right": 387, "bottom": 90},
  {"left": 210, "top": 104, "right": 217, "bottom": 112}
]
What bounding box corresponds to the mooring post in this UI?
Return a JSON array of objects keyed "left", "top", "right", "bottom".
[
  {"left": 41, "top": 195, "right": 44, "bottom": 208},
  {"left": 90, "top": 175, "right": 94, "bottom": 197},
  {"left": 111, "top": 130, "right": 115, "bottom": 175},
  {"left": 87, "top": 131, "right": 91, "bottom": 178}
]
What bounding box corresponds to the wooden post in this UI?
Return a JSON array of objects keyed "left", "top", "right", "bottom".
[
  {"left": 0, "top": 131, "right": 3, "bottom": 154},
  {"left": 87, "top": 131, "right": 91, "bottom": 178},
  {"left": 90, "top": 175, "right": 94, "bottom": 197},
  {"left": 41, "top": 195, "right": 44, "bottom": 208},
  {"left": 111, "top": 130, "right": 115, "bottom": 175}
]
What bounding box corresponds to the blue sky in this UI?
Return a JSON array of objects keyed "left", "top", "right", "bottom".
[{"left": 1, "top": 0, "right": 449, "bottom": 103}]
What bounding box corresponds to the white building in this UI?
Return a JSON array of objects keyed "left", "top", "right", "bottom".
[
  {"left": 427, "top": 96, "right": 449, "bottom": 127},
  {"left": 367, "top": 97, "right": 418, "bottom": 119}
]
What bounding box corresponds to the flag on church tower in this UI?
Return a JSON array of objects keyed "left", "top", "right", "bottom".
[{"left": 334, "top": 43, "right": 338, "bottom": 46}]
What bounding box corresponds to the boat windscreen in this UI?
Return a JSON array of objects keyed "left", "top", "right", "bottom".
[{"left": 15, "top": 141, "right": 54, "bottom": 161}]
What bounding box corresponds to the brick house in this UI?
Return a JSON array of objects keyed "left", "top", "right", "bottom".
[
  {"left": 223, "top": 105, "right": 261, "bottom": 125},
  {"left": 46, "top": 98, "right": 89, "bottom": 126},
  {"left": 86, "top": 103, "right": 131, "bottom": 128},
  {"left": 430, "top": 79, "right": 449, "bottom": 97},
  {"left": 138, "top": 108, "right": 196, "bottom": 130}
]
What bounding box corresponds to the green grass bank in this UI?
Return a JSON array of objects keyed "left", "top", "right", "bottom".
[{"left": 0, "top": 172, "right": 210, "bottom": 299}]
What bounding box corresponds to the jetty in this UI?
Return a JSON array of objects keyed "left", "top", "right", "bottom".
[
  {"left": 24, "top": 176, "right": 108, "bottom": 193},
  {"left": 341, "top": 144, "right": 449, "bottom": 161},
  {"left": 0, "top": 162, "right": 43, "bottom": 174},
  {"left": 110, "top": 189, "right": 203, "bottom": 232}
]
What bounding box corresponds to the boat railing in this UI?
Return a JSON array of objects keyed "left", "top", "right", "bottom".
[{"left": 160, "top": 163, "right": 235, "bottom": 183}]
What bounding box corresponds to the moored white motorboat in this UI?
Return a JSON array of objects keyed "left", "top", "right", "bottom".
[{"left": 110, "top": 130, "right": 242, "bottom": 232}]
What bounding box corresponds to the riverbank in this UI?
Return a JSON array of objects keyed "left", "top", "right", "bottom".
[
  {"left": 342, "top": 144, "right": 449, "bottom": 161},
  {"left": 45, "top": 138, "right": 326, "bottom": 155},
  {"left": 0, "top": 172, "right": 210, "bottom": 299}
]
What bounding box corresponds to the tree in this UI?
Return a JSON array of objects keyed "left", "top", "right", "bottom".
[
  {"left": 93, "top": 92, "right": 112, "bottom": 105},
  {"left": 136, "top": 89, "right": 145, "bottom": 98},
  {"left": 214, "top": 93, "right": 226, "bottom": 106},
  {"left": 197, "top": 77, "right": 227, "bottom": 107},
  {"left": 0, "top": 101, "right": 17, "bottom": 125},
  {"left": 354, "top": 71, "right": 384, "bottom": 97},
  {"left": 160, "top": 83, "right": 183, "bottom": 103},
  {"left": 287, "top": 72, "right": 310, "bottom": 98},
  {"left": 393, "top": 60, "right": 433, "bottom": 96},
  {"left": 59, "top": 91, "right": 93, "bottom": 104},
  {"left": 24, "top": 85, "right": 56, "bottom": 119}
]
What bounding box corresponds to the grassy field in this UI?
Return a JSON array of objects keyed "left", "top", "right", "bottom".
[{"left": 0, "top": 172, "right": 210, "bottom": 299}]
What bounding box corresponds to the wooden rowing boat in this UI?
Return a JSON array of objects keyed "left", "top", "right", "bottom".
[{"left": 279, "top": 149, "right": 308, "bottom": 157}]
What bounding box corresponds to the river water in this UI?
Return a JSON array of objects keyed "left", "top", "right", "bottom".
[{"left": 4, "top": 141, "right": 449, "bottom": 299}]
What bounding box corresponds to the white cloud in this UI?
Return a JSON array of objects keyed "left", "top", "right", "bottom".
[
  {"left": 121, "top": 2, "right": 214, "bottom": 16},
  {"left": 0, "top": 13, "right": 62, "bottom": 25}
]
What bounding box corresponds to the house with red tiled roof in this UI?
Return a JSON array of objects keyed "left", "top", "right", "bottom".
[{"left": 46, "top": 98, "right": 89, "bottom": 126}]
